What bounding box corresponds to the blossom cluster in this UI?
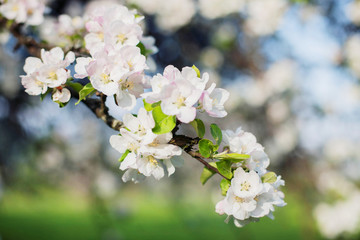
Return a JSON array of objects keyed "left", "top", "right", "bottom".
[
  {"left": 110, "top": 108, "right": 183, "bottom": 182},
  {"left": 74, "top": 4, "right": 150, "bottom": 110},
  {"left": 215, "top": 127, "right": 286, "bottom": 227},
  {"left": 143, "top": 65, "right": 229, "bottom": 123},
  {"left": 0, "top": 0, "right": 45, "bottom": 25},
  {"left": 20, "top": 47, "right": 75, "bottom": 103},
  {"left": 40, "top": 14, "right": 85, "bottom": 48}
]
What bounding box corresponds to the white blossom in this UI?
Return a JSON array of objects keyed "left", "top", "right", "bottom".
[
  {"left": 0, "top": 0, "right": 45, "bottom": 25},
  {"left": 223, "top": 127, "right": 263, "bottom": 154},
  {"left": 74, "top": 46, "right": 148, "bottom": 110},
  {"left": 52, "top": 87, "right": 71, "bottom": 103},
  {"left": 84, "top": 3, "right": 143, "bottom": 55},
  {"left": 200, "top": 83, "right": 229, "bottom": 118},
  {"left": 20, "top": 47, "right": 75, "bottom": 96},
  {"left": 216, "top": 168, "right": 286, "bottom": 227},
  {"left": 109, "top": 108, "right": 183, "bottom": 182},
  {"left": 143, "top": 65, "right": 208, "bottom": 123},
  {"left": 40, "top": 15, "right": 85, "bottom": 48}
]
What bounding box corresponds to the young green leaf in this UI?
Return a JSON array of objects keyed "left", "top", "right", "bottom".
[
  {"left": 214, "top": 153, "right": 250, "bottom": 162},
  {"left": 137, "top": 42, "right": 153, "bottom": 56},
  {"left": 190, "top": 119, "right": 205, "bottom": 138},
  {"left": 210, "top": 123, "right": 222, "bottom": 146},
  {"left": 216, "top": 160, "right": 233, "bottom": 179},
  {"left": 220, "top": 179, "right": 231, "bottom": 196},
  {"left": 118, "top": 149, "right": 130, "bottom": 162},
  {"left": 200, "top": 162, "right": 217, "bottom": 185},
  {"left": 66, "top": 81, "right": 83, "bottom": 93},
  {"left": 75, "top": 83, "right": 96, "bottom": 105},
  {"left": 143, "top": 99, "right": 160, "bottom": 112},
  {"left": 199, "top": 139, "right": 214, "bottom": 158},
  {"left": 192, "top": 65, "right": 201, "bottom": 78},
  {"left": 152, "top": 105, "right": 176, "bottom": 134},
  {"left": 262, "top": 172, "right": 277, "bottom": 183}
]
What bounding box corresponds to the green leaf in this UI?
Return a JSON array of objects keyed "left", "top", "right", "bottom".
[
  {"left": 200, "top": 162, "right": 217, "bottom": 185},
  {"left": 118, "top": 149, "right": 130, "bottom": 162},
  {"left": 67, "top": 81, "right": 83, "bottom": 93},
  {"left": 220, "top": 179, "right": 231, "bottom": 196},
  {"left": 215, "top": 153, "right": 250, "bottom": 162},
  {"left": 152, "top": 105, "right": 176, "bottom": 134},
  {"left": 137, "top": 42, "right": 153, "bottom": 56},
  {"left": 190, "top": 119, "right": 205, "bottom": 138},
  {"left": 54, "top": 101, "right": 68, "bottom": 108},
  {"left": 143, "top": 99, "right": 161, "bottom": 112},
  {"left": 199, "top": 139, "right": 213, "bottom": 158},
  {"left": 216, "top": 160, "right": 233, "bottom": 179},
  {"left": 262, "top": 172, "right": 277, "bottom": 183},
  {"left": 40, "top": 88, "right": 52, "bottom": 101},
  {"left": 192, "top": 65, "right": 201, "bottom": 78},
  {"left": 75, "top": 83, "right": 96, "bottom": 105},
  {"left": 210, "top": 123, "right": 222, "bottom": 146}
]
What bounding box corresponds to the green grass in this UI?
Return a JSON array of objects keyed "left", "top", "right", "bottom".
[{"left": 0, "top": 189, "right": 319, "bottom": 240}]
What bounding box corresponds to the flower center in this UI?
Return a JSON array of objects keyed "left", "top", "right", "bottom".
[
  {"left": 127, "top": 61, "right": 134, "bottom": 70},
  {"left": 148, "top": 156, "right": 158, "bottom": 166},
  {"left": 149, "top": 139, "right": 160, "bottom": 147},
  {"left": 100, "top": 73, "right": 111, "bottom": 84},
  {"left": 97, "top": 32, "right": 104, "bottom": 41},
  {"left": 12, "top": 4, "right": 19, "bottom": 12},
  {"left": 235, "top": 196, "right": 245, "bottom": 203},
  {"left": 117, "top": 34, "right": 127, "bottom": 44},
  {"left": 175, "top": 96, "right": 186, "bottom": 108},
  {"left": 128, "top": 142, "right": 138, "bottom": 152},
  {"left": 240, "top": 181, "right": 251, "bottom": 191},
  {"left": 49, "top": 71, "right": 58, "bottom": 81},
  {"left": 122, "top": 80, "right": 134, "bottom": 90}
]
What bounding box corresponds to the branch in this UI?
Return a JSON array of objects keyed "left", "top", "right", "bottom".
[{"left": 188, "top": 151, "right": 230, "bottom": 180}]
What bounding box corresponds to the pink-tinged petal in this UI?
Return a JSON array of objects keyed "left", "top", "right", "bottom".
[
  {"left": 85, "top": 21, "right": 102, "bottom": 32},
  {"left": 163, "top": 65, "right": 180, "bottom": 81},
  {"left": 21, "top": 75, "right": 47, "bottom": 95},
  {"left": 23, "top": 57, "right": 43, "bottom": 74},
  {"left": 49, "top": 47, "right": 65, "bottom": 62},
  {"left": 181, "top": 67, "right": 197, "bottom": 81},
  {"left": 215, "top": 200, "right": 225, "bottom": 215},
  {"left": 74, "top": 57, "right": 92, "bottom": 78}
]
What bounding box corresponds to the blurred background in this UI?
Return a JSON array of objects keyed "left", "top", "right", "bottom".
[{"left": 1, "top": 0, "right": 360, "bottom": 239}]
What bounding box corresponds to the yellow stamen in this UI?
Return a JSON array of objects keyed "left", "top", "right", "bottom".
[
  {"left": 235, "top": 196, "right": 245, "bottom": 203},
  {"left": 49, "top": 71, "right": 57, "bottom": 81},
  {"left": 148, "top": 156, "right": 158, "bottom": 166},
  {"left": 97, "top": 32, "right": 104, "bottom": 40},
  {"left": 101, "top": 73, "right": 111, "bottom": 84},
  {"left": 117, "top": 34, "right": 127, "bottom": 44},
  {"left": 175, "top": 96, "right": 186, "bottom": 108},
  {"left": 240, "top": 181, "right": 251, "bottom": 191}
]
